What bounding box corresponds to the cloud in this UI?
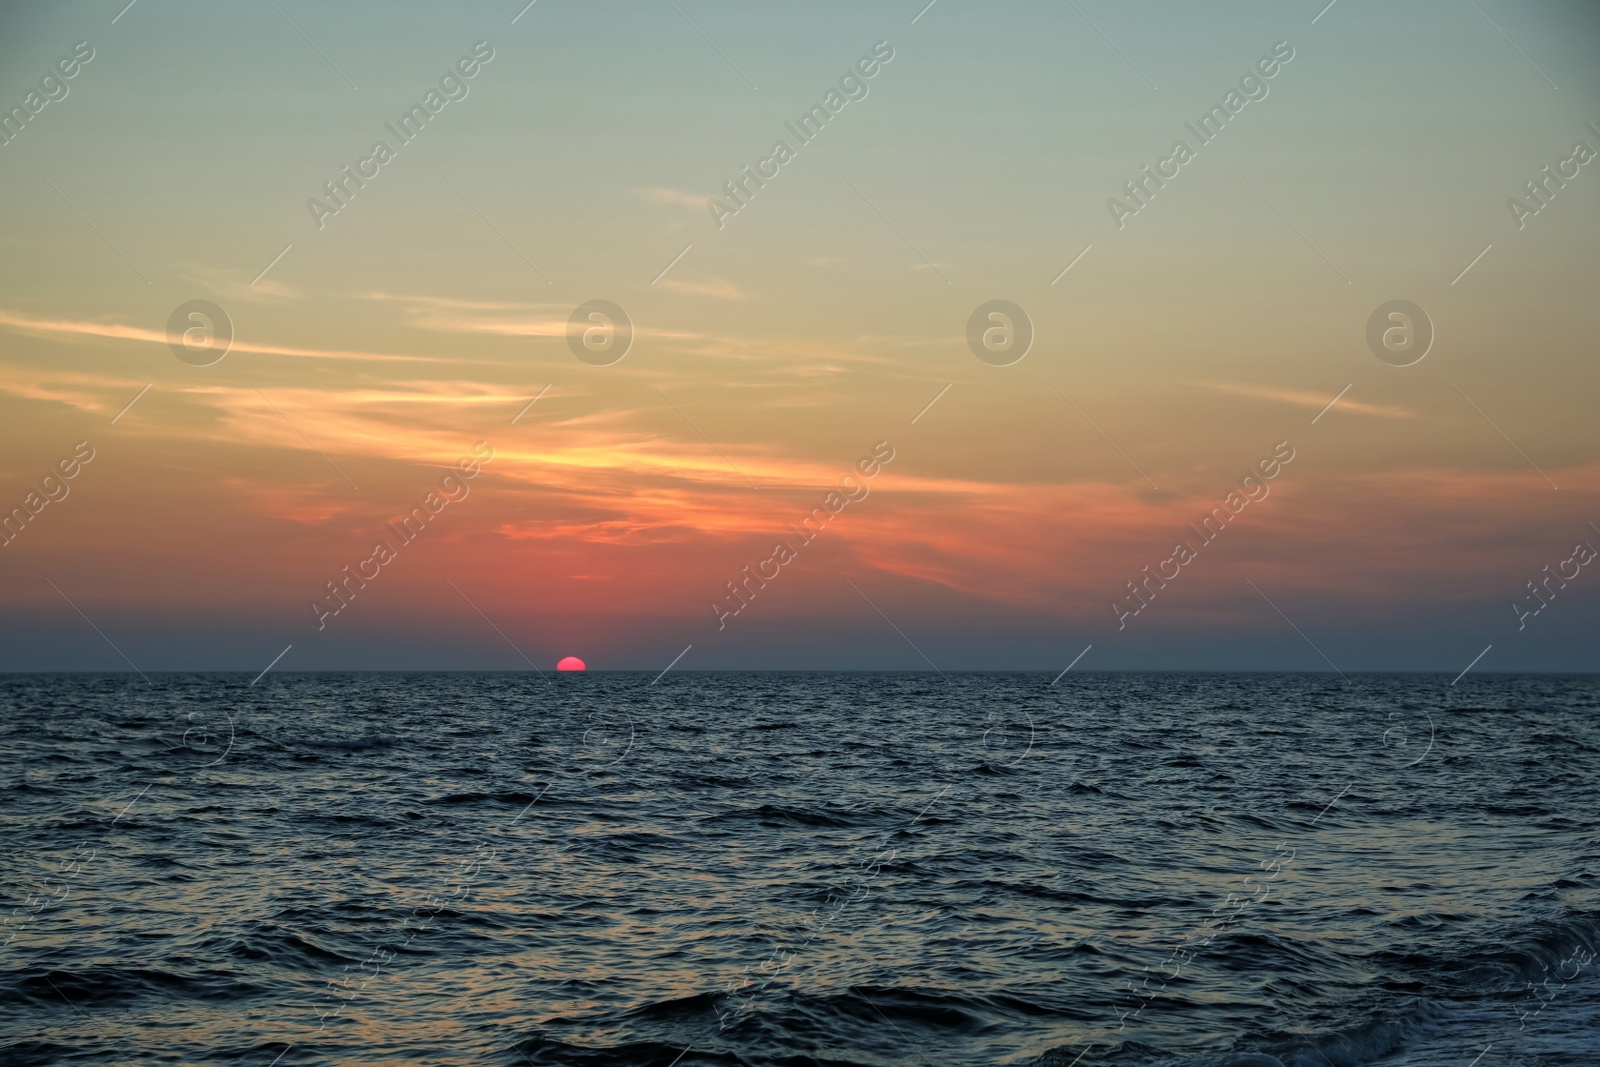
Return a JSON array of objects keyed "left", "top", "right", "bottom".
[
  {"left": 179, "top": 265, "right": 303, "bottom": 305},
  {"left": 636, "top": 187, "right": 708, "bottom": 208},
  {"left": 405, "top": 309, "right": 702, "bottom": 342},
  {"left": 357, "top": 291, "right": 572, "bottom": 337},
  {"left": 0, "top": 370, "right": 147, "bottom": 417},
  {"left": 225, "top": 477, "right": 368, "bottom": 525},
  {"left": 0, "top": 309, "right": 446, "bottom": 364},
  {"left": 356, "top": 291, "right": 532, "bottom": 313},
  {"left": 408, "top": 312, "right": 571, "bottom": 338},
  {"left": 1201, "top": 382, "right": 1413, "bottom": 419},
  {"left": 354, "top": 290, "right": 708, "bottom": 341},
  {"left": 658, "top": 277, "right": 747, "bottom": 301}
]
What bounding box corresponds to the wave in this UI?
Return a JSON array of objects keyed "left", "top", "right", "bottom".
[
  {"left": 1052, "top": 909, "right": 1600, "bottom": 1067},
  {"left": 9, "top": 964, "right": 264, "bottom": 1007},
  {"left": 710, "top": 803, "right": 864, "bottom": 829},
  {"left": 303, "top": 732, "right": 399, "bottom": 751},
  {"left": 1368, "top": 908, "right": 1600, "bottom": 992},
  {"left": 428, "top": 790, "right": 544, "bottom": 806}
]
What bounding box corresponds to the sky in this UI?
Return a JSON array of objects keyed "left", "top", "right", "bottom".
[{"left": 1, "top": 0, "right": 1597, "bottom": 674}]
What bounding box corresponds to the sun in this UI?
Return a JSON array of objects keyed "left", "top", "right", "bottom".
[{"left": 556, "top": 656, "right": 586, "bottom": 671}]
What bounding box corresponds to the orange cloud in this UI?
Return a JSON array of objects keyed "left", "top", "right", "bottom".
[{"left": 0, "top": 309, "right": 446, "bottom": 364}]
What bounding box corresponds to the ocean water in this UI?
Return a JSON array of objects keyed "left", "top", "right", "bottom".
[{"left": 1, "top": 672, "right": 1596, "bottom": 1067}]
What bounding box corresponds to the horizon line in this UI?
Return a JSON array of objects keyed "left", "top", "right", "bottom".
[{"left": 0, "top": 668, "right": 1593, "bottom": 677}]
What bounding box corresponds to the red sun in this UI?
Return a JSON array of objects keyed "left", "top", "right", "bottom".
[{"left": 556, "top": 656, "right": 587, "bottom": 671}]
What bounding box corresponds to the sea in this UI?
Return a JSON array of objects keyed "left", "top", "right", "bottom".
[{"left": 1, "top": 672, "right": 1596, "bottom": 1066}]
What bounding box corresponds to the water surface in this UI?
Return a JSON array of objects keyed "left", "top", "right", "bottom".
[{"left": 2, "top": 672, "right": 1596, "bottom": 1065}]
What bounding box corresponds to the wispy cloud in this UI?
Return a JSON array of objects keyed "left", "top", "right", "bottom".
[
  {"left": 658, "top": 276, "right": 747, "bottom": 301},
  {"left": 0, "top": 309, "right": 446, "bottom": 364},
  {"left": 355, "top": 291, "right": 706, "bottom": 341},
  {"left": 1202, "top": 381, "right": 1414, "bottom": 418},
  {"left": 357, "top": 291, "right": 534, "bottom": 313},
  {"left": 180, "top": 265, "right": 303, "bottom": 304},
  {"left": 405, "top": 309, "right": 702, "bottom": 342},
  {"left": 636, "top": 187, "right": 708, "bottom": 208}
]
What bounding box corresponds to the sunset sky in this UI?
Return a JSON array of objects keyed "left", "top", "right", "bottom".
[{"left": 2, "top": 0, "right": 1597, "bottom": 672}]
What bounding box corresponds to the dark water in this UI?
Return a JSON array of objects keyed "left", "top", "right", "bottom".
[{"left": 1, "top": 672, "right": 1597, "bottom": 1066}]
